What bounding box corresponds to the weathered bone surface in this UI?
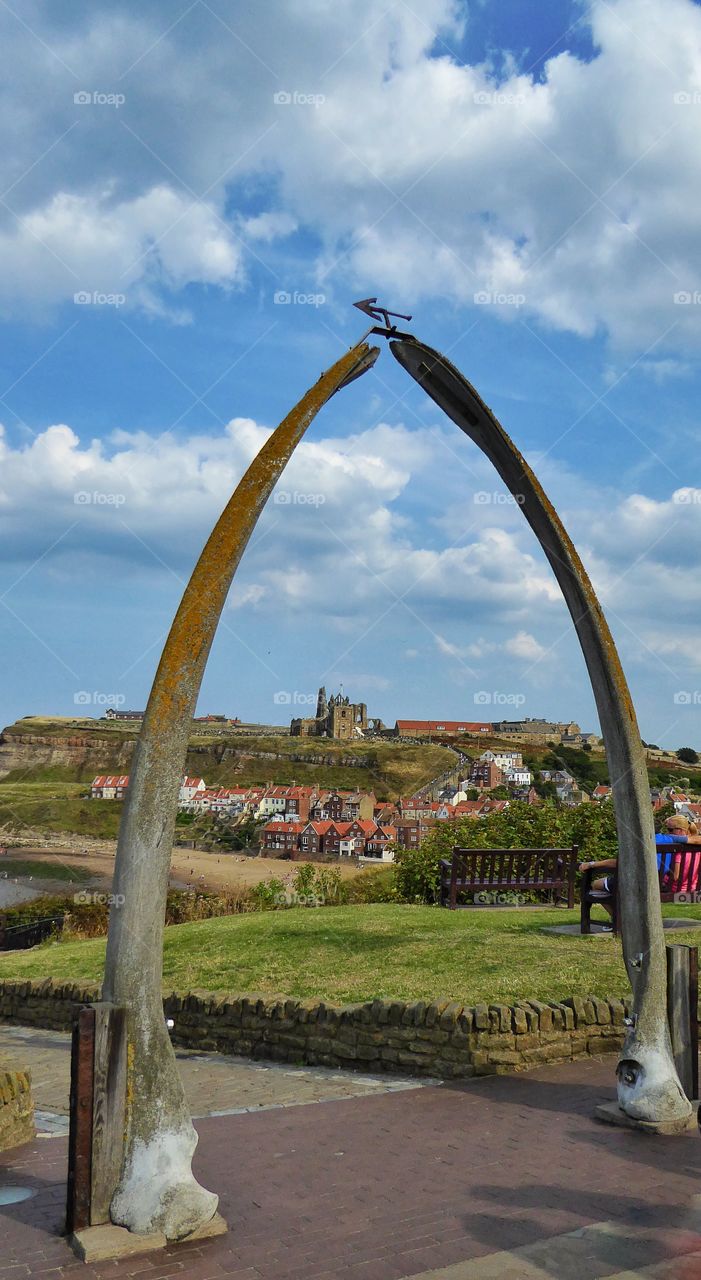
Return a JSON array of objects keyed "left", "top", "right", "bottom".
[
  {"left": 103, "top": 340, "right": 380, "bottom": 1239},
  {"left": 390, "top": 335, "right": 691, "bottom": 1128}
]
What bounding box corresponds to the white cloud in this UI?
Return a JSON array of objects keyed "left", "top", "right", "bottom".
[
  {"left": 1, "top": 406, "right": 700, "bottom": 735},
  {"left": 503, "top": 630, "right": 547, "bottom": 663},
  {"left": 0, "top": 186, "right": 243, "bottom": 319},
  {"left": 2, "top": 0, "right": 701, "bottom": 345}
]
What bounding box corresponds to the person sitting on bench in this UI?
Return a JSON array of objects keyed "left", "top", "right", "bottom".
[{"left": 580, "top": 815, "right": 701, "bottom": 926}]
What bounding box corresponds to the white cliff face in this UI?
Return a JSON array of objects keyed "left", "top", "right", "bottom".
[{"left": 110, "top": 1125, "right": 218, "bottom": 1240}]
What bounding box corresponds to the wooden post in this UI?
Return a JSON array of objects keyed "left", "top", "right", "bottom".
[
  {"left": 66, "top": 1002, "right": 128, "bottom": 1235},
  {"left": 90, "top": 1003, "right": 127, "bottom": 1226},
  {"left": 66, "top": 1006, "right": 95, "bottom": 1234},
  {"left": 666, "top": 945, "right": 699, "bottom": 1101}
]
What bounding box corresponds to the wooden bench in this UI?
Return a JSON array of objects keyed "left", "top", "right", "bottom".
[
  {"left": 440, "top": 846, "right": 578, "bottom": 910},
  {"left": 580, "top": 844, "right": 701, "bottom": 934}
]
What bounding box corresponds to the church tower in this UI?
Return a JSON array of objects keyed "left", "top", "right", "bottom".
[{"left": 316, "top": 686, "right": 328, "bottom": 722}]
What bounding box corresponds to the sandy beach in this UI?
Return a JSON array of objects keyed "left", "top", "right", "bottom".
[{"left": 0, "top": 844, "right": 362, "bottom": 896}]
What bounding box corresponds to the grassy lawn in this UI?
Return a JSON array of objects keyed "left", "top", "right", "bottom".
[
  {"left": 3, "top": 903, "right": 701, "bottom": 1005},
  {"left": 0, "top": 858, "right": 91, "bottom": 882},
  {"left": 0, "top": 782, "right": 123, "bottom": 839}
]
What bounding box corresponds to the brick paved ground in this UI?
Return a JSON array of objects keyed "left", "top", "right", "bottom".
[
  {"left": 0, "top": 1026, "right": 428, "bottom": 1130},
  {"left": 2, "top": 1053, "right": 701, "bottom": 1279}
]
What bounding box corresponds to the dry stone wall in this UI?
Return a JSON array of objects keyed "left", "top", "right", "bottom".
[
  {"left": 0, "top": 979, "right": 629, "bottom": 1078},
  {"left": 0, "top": 1060, "right": 34, "bottom": 1151}
]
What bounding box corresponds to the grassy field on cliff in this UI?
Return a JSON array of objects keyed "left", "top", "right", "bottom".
[
  {"left": 0, "top": 781, "right": 123, "bottom": 839},
  {"left": 189, "top": 736, "right": 454, "bottom": 797},
  {"left": 0, "top": 721, "right": 457, "bottom": 840},
  {"left": 4, "top": 902, "right": 701, "bottom": 1004}
]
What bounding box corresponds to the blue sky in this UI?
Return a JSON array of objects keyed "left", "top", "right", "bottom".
[{"left": 1, "top": 0, "right": 701, "bottom": 748}]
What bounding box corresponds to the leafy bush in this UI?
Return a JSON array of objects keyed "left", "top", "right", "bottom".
[
  {"left": 344, "top": 866, "right": 398, "bottom": 903},
  {"left": 393, "top": 801, "right": 619, "bottom": 902},
  {"left": 293, "top": 863, "right": 345, "bottom": 905},
  {"left": 249, "top": 877, "right": 287, "bottom": 910}
]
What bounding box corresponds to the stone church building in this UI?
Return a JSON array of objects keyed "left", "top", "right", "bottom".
[{"left": 291, "top": 687, "right": 382, "bottom": 740}]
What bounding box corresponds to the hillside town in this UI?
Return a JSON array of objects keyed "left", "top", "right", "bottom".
[{"left": 90, "top": 750, "right": 699, "bottom": 865}]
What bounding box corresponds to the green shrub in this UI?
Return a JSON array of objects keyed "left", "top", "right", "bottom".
[
  {"left": 393, "top": 802, "right": 619, "bottom": 903},
  {"left": 344, "top": 866, "right": 399, "bottom": 903},
  {"left": 249, "top": 877, "right": 287, "bottom": 910}
]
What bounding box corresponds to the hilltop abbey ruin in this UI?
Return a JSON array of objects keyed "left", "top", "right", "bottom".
[{"left": 290, "top": 687, "right": 385, "bottom": 741}]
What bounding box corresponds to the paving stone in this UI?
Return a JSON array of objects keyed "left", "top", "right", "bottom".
[{"left": 2, "top": 1039, "right": 700, "bottom": 1280}]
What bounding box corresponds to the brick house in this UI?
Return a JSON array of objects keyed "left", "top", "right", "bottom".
[
  {"left": 284, "top": 786, "right": 316, "bottom": 823},
  {"left": 393, "top": 720, "right": 491, "bottom": 738},
  {"left": 341, "top": 792, "right": 377, "bottom": 821},
  {"left": 261, "top": 820, "right": 304, "bottom": 857},
  {"left": 309, "top": 792, "right": 345, "bottom": 822},
  {"left": 468, "top": 761, "right": 504, "bottom": 789},
  {"left": 393, "top": 817, "right": 437, "bottom": 849},
  {"left": 298, "top": 820, "right": 335, "bottom": 857},
  {"left": 323, "top": 820, "right": 374, "bottom": 858}
]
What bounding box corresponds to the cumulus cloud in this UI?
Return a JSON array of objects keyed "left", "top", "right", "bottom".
[
  {"left": 1, "top": 412, "right": 699, "bottom": 674},
  {"left": 504, "top": 630, "right": 547, "bottom": 663},
  {"left": 0, "top": 186, "right": 244, "bottom": 319},
  {"left": 2, "top": 0, "right": 701, "bottom": 346},
  {"left": 1, "top": 407, "right": 700, "bottom": 732}
]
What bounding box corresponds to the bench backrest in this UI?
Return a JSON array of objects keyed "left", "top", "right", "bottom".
[
  {"left": 446, "top": 846, "right": 578, "bottom": 888},
  {"left": 658, "top": 845, "right": 701, "bottom": 898}
]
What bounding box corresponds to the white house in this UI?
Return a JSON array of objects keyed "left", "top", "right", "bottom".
[
  {"left": 91, "top": 774, "right": 129, "bottom": 800},
  {"left": 178, "top": 776, "right": 207, "bottom": 805},
  {"left": 256, "top": 786, "right": 291, "bottom": 817},
  {"left": 480, "top": 749, "right": 524, "bottom": 771},
  {"left": 506, "top": 767, "right": 533, "bottom": 786}
]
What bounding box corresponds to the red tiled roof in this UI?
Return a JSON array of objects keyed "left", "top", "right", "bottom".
[{"left": 396, "top": 720, "right": 492, "bottom": 733}]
